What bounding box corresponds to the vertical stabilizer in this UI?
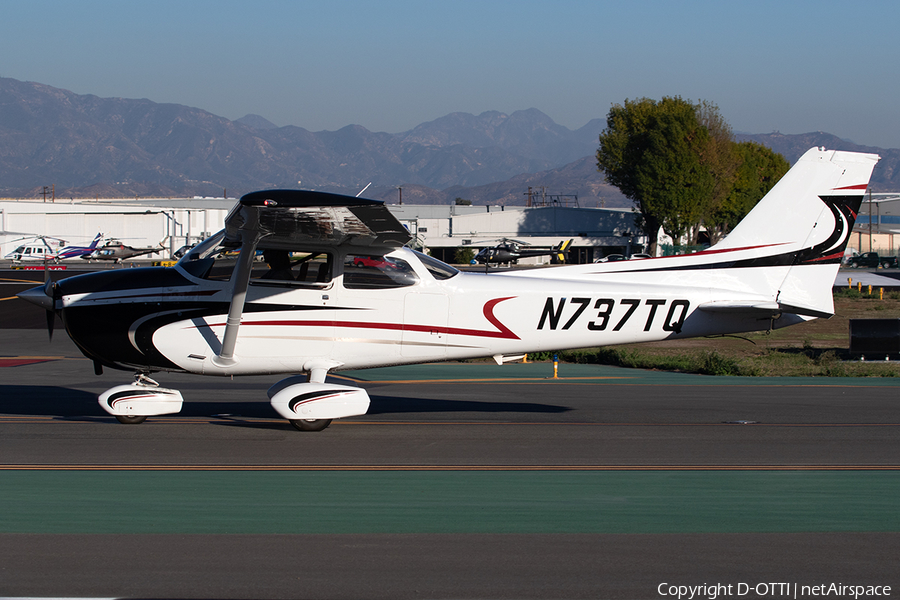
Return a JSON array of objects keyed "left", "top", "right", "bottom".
[{"left": 713, "top": 147, "right": 879, "bottom": 316}]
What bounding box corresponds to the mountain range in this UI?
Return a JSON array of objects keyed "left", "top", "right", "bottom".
[{"left": 1, "top": 76, "right": 897, "bottom": 206}]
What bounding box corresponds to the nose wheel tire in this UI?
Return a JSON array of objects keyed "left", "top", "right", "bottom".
[
  {"left": 115, "top": 415, "right": 147, "bottom": 424},
  {"left": 290, "top": 418, "right": 332, "bottom": 432}
]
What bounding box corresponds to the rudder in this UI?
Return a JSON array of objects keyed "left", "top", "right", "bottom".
[{"left": 714, "top": 147, "right": 879, "bottom": 317}]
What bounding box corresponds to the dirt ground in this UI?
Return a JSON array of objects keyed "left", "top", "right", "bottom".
[{"left": 593, "top": 294, "right": 900, "bottom": 376}]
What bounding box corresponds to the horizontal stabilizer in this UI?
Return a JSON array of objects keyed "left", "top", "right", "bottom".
[
  {"left": 698, "top": 301, "right": 782, "bottom": 317},
  {"left": 698, "top": 300, "right": 832, "bottom": 319}
]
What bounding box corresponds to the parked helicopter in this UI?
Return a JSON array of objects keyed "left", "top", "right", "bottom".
[
  {"left": 83, "top": 240, "right": 164, "bottom": 262},
  {"left": 4, "top": 233, "right": 103, "bottom": 262},
  {"left": 3, "top": 235, "right": 65, "bottom": 262},
  {"left": 474, "top": 238, "right": 572, "bottom": 265},
  {"left": 18, "top": 148, "right": 879, "bottom": 432}
]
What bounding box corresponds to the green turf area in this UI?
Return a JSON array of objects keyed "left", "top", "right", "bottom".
[{"left": 2, "top": 470, "right": 898, "bottom": 534}]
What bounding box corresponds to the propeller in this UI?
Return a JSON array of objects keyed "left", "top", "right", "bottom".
[
  {"left": 44, "top": 279, "right": 57, "bottom": 340},
  {"left": 17, "top": 279, "right": 59, "bottom": 340}
]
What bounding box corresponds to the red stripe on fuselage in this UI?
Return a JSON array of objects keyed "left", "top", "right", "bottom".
[{"left": 194, "top": 297, "right": 521, "bottom": 340}]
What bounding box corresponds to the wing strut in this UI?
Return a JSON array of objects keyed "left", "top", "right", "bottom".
[{"left": 212, "top": 218, "right": 263, "bottom": 367}]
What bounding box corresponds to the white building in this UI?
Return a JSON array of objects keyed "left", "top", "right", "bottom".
[
  {"left": 1, "top": 197, "right": 643, "bottom": 264},
  {"left": 391, "top": 204, "right": 644, "bottom": 264},
  {"left": 0, "top": 198, "right": 230, "bottom": 261}
]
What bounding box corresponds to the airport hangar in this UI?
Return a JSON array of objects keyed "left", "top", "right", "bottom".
[{"left": 0, "top": 197, "right": 648, "bottom": 264}]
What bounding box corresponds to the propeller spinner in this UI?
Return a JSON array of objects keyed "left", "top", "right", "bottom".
[{"left": 17, "top": 280, "right": 59, "bottom": 339}]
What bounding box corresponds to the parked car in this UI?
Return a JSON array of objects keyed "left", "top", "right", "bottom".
[
  {"left": 594, "top": 254, "right": 625, "bottom": 263},
  {"left": 350, "top": 255, "right": 397, "bottom": 269},
  {"left": 847, "top": 252, "right": 899, "bottom": 269}
]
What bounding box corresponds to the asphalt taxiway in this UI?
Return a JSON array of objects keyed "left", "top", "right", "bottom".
[
  {"left": 2, "top": 268, "right": 900, "bottom": 598},
  {"left": 1, "top": 327, "right": 899, "bottom": 598}
]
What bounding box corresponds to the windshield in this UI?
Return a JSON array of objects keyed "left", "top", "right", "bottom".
[
  {"left": 413, "top": 250, "right": 459, "bottom": 280},
  {"left": 176, "top": 231, "right": 236, "bottom": 280},
  {"left": 177, "top": 230, "right": 227, "bottom": 263}
]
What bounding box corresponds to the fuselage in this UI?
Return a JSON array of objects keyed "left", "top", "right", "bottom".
[{"left": 56, "top": 246, "right": 796, "bottom": 376}]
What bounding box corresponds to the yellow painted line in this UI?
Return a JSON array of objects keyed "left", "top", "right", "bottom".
[
  {"left": 1, "top": 464, "right": 899, "bottom": 471},
  {"left": 418, "top": 380, "right": 900, "bottom": 389},
  {"left": 338, "top": 375, "right": 899, "bottom": 387},
  {"left": 0, "top": 277, "right": 44, "bottom": 283},
  {"left": 346, "top": 376, "right": 633, "bottom": 384},
  {"left": 0, "top": 296, "right": 20, "bottom": 302}
]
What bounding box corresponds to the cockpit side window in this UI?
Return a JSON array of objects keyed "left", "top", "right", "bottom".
[
  {"left": 251, "top": 250, "right": 333, "bottom": 287},
  {"left": 343, "top": 254, "right": 419, "bottom": 289}
]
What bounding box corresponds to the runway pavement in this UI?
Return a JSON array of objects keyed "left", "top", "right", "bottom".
[
  {"left": 1, "top": 327, "right": 899, "bottom": 598},
  {"left": 2, "top": 268, "right": 900, "bottom": 598}
]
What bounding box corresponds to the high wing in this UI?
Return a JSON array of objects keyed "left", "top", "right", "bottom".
[{"left": 225, "top": 190, "right": 411, "bottom": 251}]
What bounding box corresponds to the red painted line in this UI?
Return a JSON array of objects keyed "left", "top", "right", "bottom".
[
  {"left": 693, "top": 242, "right": 789, "bottom": 257},
  {"left": 19, "top": 265, "right": 67, "bottom": 271},
  {"left": 803, "top": 251, "right": 844, "bottom": 263},
  {"left": 0, "top": 358, "right": 55, "bottom": 367}
]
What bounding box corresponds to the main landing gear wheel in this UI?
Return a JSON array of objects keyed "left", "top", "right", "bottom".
[
  {"left": 115, "top": 415, "right": 147, "bottom": 424},
  {"left": 289, "top": 418, "right": 332, "bottom": 432}
]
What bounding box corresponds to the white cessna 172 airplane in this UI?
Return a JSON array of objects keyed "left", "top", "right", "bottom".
[{"left": 18, "top": 147, "right": 879, "bottom": 431}]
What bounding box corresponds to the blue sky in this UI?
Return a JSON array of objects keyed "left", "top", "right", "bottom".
[{"left": 3, "top": 0, "right": 900, "bottom": 147}]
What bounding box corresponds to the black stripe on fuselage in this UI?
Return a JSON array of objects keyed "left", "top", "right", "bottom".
[
  {"left": 55, "top": 266, "right": 351, "bottom": 372},
  {"left": 600, "top": 195, "right": 863, "bottom": 275},
  {"left": 57, "top": 267, "right": 193, "bottom": 295},
  {"left": 62, "top": 300, "right": 353, "bottom": 373}
]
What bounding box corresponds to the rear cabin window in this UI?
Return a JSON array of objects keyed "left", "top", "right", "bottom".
[
  {"left": 343, "top": 254, "right": 418, "bottom": 289},
  {"left": 251, "top": 250, "right": 333, "bottom": 287}
]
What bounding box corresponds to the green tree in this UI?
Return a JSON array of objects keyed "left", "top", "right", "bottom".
[
  {"left": 635, "top": 100, "right": 715, "bottom": 245},
  {"left": 694, "top": 100, "right": 739, "bottom": 243},
  {"left": 597, "top": 96, "right": 729, "bottom": 251},
  {"left": 453, "top": 247, "right": 475, "bottom": 264},
  {"left": 705, "top": 141, "right": 789, "bottom": 244}
]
